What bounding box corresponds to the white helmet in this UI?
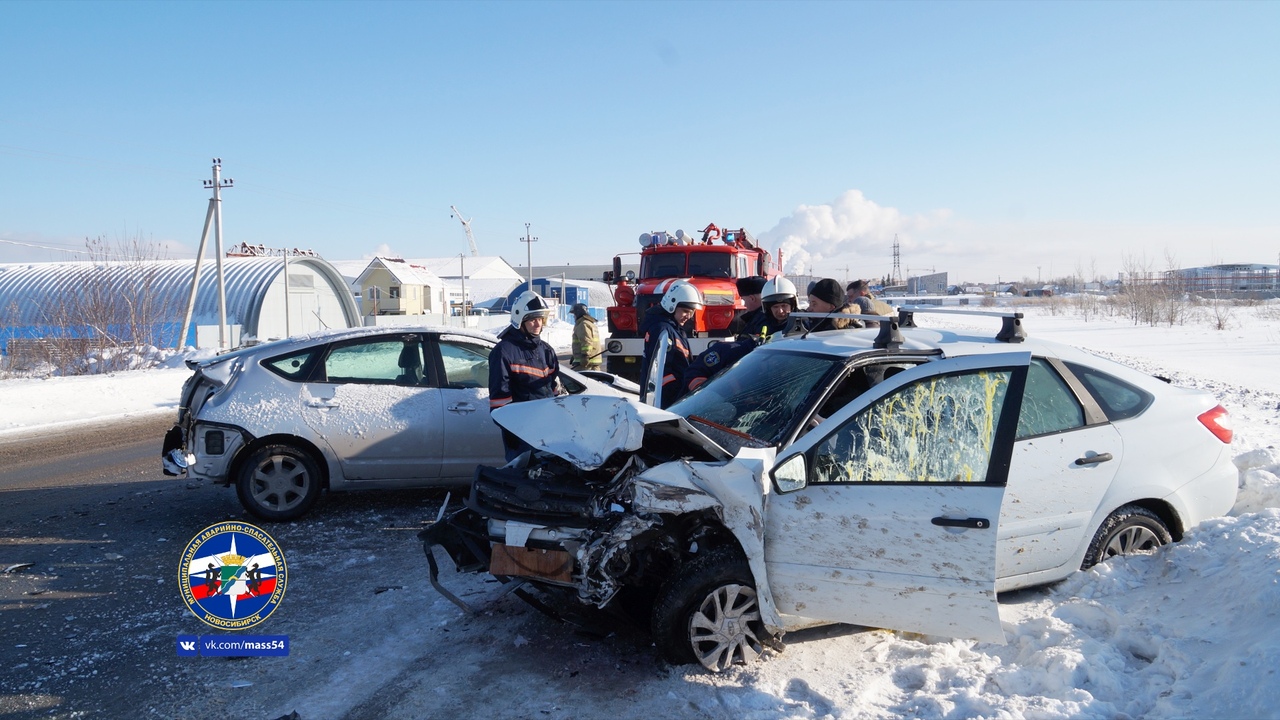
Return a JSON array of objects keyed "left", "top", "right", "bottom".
[
  {"left": 510, "top": 290, "right": 551, "bottom": 329},
  {"left": 761, "top": 276, "right": 798, "bottom": 309},
  {"left": 659, "top": 280, "right": 703, "bottom": 314}
]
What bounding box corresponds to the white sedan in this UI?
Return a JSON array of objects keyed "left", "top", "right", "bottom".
[{"left": 422, "top": 308, "right": 1237, "bottom": 671}]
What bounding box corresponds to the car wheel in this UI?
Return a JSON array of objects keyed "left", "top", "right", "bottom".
[
  {"left": 1081, "top": 505, "right": 1172, "bottom": 570},
  {"left": 235, "top": 443, "right": 322, "bottom": 521},
  {"left": 650, "top": 546, "right": 767, "bottom": 672}
]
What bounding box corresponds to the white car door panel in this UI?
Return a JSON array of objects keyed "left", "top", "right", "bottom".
[
  {"left": 999, "top": 425, "right": 1122, "bottom": 576},
  {"left": 767, "top": 484, "right": 1008, "bottom": 642},
  {"left": 764, "top": 351, "right": 1030, "bottom": 644}
]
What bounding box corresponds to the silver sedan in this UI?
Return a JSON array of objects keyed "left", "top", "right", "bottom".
[{"left": 161, "top": 326, "right": 636, "bottom": 520}]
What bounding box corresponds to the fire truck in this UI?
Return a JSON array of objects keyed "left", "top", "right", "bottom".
[{"left": 601, "top": 223, "right": 775, "bottom": 381}]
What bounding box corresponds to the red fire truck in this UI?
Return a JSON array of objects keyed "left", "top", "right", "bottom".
[{"left": 601, "top": 223, "right": 775, "bottom": 381}]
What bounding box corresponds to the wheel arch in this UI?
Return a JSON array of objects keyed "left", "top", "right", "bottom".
[{"left": 230, "top": 434, "right": 333, "bottom": 492}]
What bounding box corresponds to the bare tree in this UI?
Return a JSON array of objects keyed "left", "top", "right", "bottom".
[{"left": 32, "top": 234, "right": 177, "bottom": 375}]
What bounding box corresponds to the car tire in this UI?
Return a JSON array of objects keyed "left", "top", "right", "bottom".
[
  {"left": 650, "top": 546, "right": 767, "bottom": 672},
  {"left": 1081, "top": 505, "right": 1172, "bottom": 570},
  {"left": 235, "top": 443, "right": 323, "bottom": 522}
]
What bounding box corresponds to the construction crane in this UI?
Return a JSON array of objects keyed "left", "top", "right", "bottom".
[{"left": 450, "top": 205, "right": 479, "bottom": 257}]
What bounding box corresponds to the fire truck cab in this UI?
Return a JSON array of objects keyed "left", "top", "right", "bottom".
[{"left": 602, "top": 223, "right": 773, "bottom": 381}]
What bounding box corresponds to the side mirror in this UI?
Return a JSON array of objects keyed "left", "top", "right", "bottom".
[
  {"left": 772, "top": 454, "right": 807, "bottom": 493},
  {"left": 612, "top": 257, "right": 622, "bottom": 283}
]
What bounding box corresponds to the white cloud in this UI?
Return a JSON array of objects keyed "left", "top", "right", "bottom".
[{"left": 758, "top": 190, "right": 949, "bottom": 277}]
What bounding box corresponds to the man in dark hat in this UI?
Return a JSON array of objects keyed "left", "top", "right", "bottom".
[
  {"left": 730, "top": 275, "right": 769, "bottom": 338},
  {"left": 804, "top": 278, "right": 862, "bottom": 333}
]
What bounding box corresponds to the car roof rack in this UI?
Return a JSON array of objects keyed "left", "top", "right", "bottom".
[{"left": 788, "top": 306, "right": 1026, "bottom": 349}]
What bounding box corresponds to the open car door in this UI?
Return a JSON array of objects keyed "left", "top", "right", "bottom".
[{"left": 763, "top": 351, "right": 1030, "bottom": 643}]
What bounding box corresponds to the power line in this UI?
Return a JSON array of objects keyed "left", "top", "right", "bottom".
[{"left": 0, "top": 236, "right": 88, "bottom": 255}]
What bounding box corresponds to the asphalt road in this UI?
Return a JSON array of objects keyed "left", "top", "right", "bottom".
[{"left": 0, "top": 415, "right": 459, "bottom": 718}]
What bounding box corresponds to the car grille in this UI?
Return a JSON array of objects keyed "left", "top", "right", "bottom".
[{"left": 468, "top": 464, "right": 599, "bottom": 527}]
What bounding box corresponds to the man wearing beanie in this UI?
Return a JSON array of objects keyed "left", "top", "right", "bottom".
[
  {"left": 730, "top": 275, "right": 769, "bottom": 338},
  {"left": 804, "top": 277, "right": 862, "bottom": 333}
]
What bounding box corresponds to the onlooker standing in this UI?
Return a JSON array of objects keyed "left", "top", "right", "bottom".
[
  {"left": 846, "top": 279, "right": 881, "bottom": 328},
  {"left": 804, "top": 278, "right": 861, "bottom": 333},
  {"left": 570, "top": 303, "right": 602, "bottom": 370}
]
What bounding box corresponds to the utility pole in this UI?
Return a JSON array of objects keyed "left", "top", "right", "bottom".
[
  {"left": 520, "top": 223, "right": 538, "bottom": 292},
  {"left": 459, "top": 253, "right": 467, "bottom": 327},
  {"left": 178, "top": 158, "right": 233, "bottom": 350}
]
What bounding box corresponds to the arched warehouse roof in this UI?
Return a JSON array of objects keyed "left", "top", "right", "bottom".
[{"left": 0, "top": 256, "right": 360, "bottom": 350}]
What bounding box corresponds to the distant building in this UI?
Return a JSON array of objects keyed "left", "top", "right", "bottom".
[
  {"left": 355, "top": 257, "right": 446, "bottom": 316},
  {"left": 1166, "top": 264, "right": 1280, "bottom": 294},
  {"left": 907, "top": 272, "right": 948, "bottom": 295},
  {"left": 0, "top": 256, "right": 360, "bottom": 355}
]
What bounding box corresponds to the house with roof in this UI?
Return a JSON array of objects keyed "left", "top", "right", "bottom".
[{"left": 355, "top": 257, "right": 446, "bottom": 316}]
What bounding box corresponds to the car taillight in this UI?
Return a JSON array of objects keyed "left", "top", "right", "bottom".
[{"left": 1198, "top": 405, "right": 1233, "bottom": 444}]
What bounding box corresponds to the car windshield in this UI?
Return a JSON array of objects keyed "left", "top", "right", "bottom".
[{"left": 669, "top": 349, "right": 840, "bottom": 451}]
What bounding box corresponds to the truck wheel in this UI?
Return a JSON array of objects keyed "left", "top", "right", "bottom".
[
  {"left": 235, "top": 443, "right": 322, "bottom": 521},
  {"left": 651, "top": 546, "right": 766, "bottom": 671},
  {"left": 1081, "top": 505, "right": 1171, "bottom": 570}
]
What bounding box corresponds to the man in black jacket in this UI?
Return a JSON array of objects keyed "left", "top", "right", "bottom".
[{"left": 489, "top": 290, "right": 560, "bottom": 460}]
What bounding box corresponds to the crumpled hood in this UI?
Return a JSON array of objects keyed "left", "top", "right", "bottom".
[{"left": 491, "top": 395, "right": 731, "bottom": 471}]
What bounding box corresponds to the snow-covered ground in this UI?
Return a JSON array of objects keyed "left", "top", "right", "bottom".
[{"left": 3, "top": 306, "right": 1279, "bottom": 719}]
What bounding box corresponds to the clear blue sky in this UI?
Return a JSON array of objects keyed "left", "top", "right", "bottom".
[{"left": 1, "top": 0, "right": 1276, "bottom": 283}]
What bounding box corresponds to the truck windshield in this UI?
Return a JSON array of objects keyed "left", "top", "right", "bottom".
[
  {"left": 669, "top": 349, "right": 839, "bottom": 451},
  {"left": 642, "top": 251, "right": 734, "bottom": 280}
]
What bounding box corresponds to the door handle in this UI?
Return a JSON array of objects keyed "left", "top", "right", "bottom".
[
  {"left": 931, "top": 516, "right": 991, "bottom": 529},
  {"left": 447, "top": 403, "right": 476, "bottom": 414},
  {"left": 306, "top": 399, "right": 340, "bottom": 409},
  {"left": 1074, "top": 452, "right": 1114, "bottom": 466}
]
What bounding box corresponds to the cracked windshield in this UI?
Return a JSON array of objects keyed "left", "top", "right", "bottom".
[{"left": 670, "top": 350, "right": 839, "bottom": 451}]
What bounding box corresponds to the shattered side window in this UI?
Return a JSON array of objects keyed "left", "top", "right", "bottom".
[
  {"left": 672, "top": 350, "right": 838, "bottom": 448},
  {"left": 811, "top": 369, "right": 1012, "bottom": 484}
]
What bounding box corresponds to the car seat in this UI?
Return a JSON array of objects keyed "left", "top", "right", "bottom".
[{"left": 397, "top": 343, "right": 424, "bottom": 385}]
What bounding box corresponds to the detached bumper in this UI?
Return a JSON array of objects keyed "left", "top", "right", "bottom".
[
  {"left": 160, "top": 425, "right": 190, "bottom": 476},
  {"left": 418, "top": 507, "right": 493, "bottom": 614}
]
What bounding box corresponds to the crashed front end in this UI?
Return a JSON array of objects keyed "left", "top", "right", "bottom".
[{"left": 420, "top": 395, "right": 781, "bottom": 628}]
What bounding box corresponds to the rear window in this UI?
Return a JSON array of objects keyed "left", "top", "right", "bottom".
[{"left": 1064, "top": 362, "right": 1153, "bottom": 421}]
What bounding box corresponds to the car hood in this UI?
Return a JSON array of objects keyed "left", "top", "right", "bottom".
[{"left": 491, "top": 396, "right": 732, "bottom": 471}]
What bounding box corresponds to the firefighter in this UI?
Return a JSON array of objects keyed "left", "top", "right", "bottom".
[
  {"left": 570, "top": 303, "right": 602, "bottom": 370},
  {"left": 640, "top": 280, "right": 702, "bottom": 408},
  {"left": 488, "top": 290, "right": 560, "bottom": 460},
  {"left": 683, "top": 275, "right": 807, "bottom": 393},
  {"left": 761, "top": 276, "right": 800, "bottom": 339}
]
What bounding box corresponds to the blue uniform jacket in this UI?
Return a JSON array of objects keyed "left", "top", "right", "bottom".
[
  {"left": 640, "top": 306, "right": 692, "bottom": 409},
  {"left": 488, "top": 325, "right": 560, "bottom": 410}
]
